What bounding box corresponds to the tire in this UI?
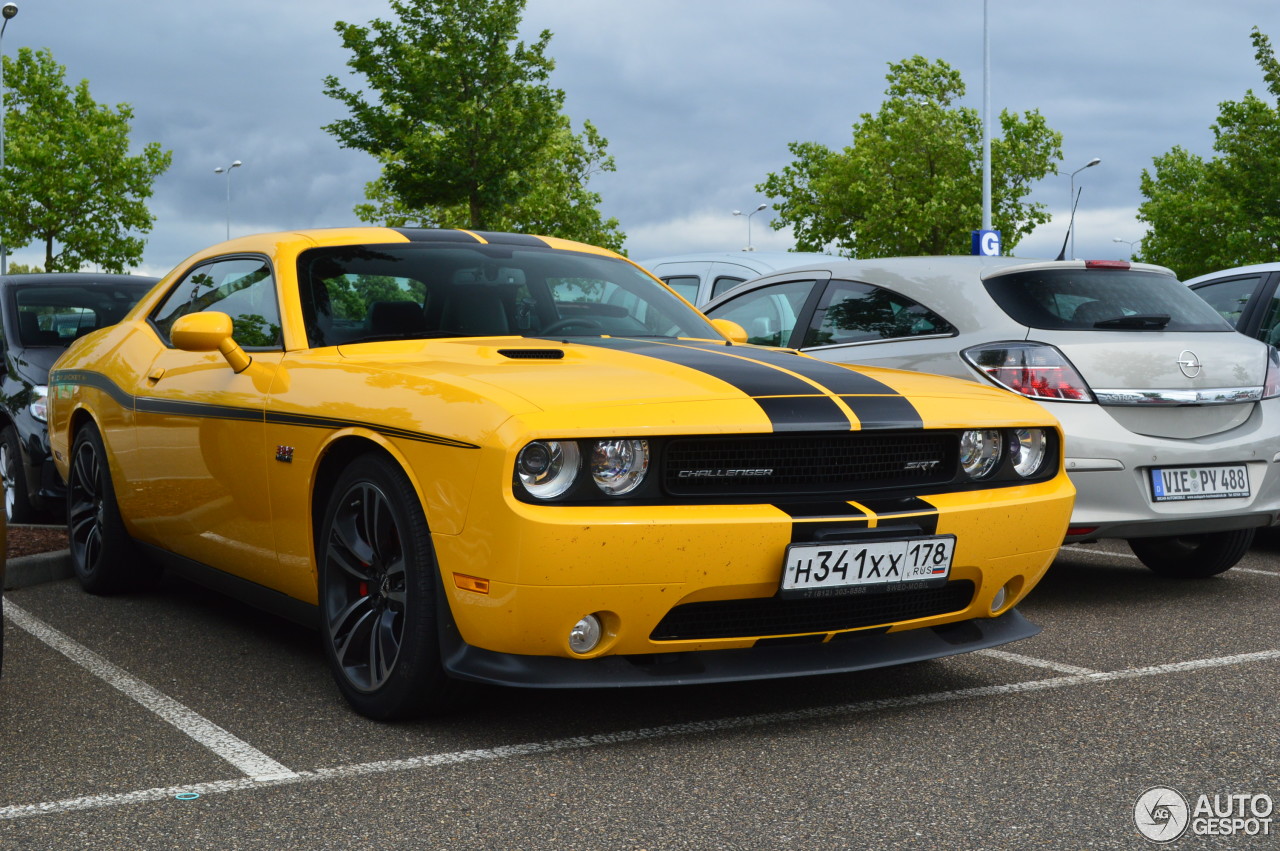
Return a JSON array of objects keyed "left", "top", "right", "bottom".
[
  {"left": 317, "top": 452, "right": 466, "bottom": 720},
  {"left": 1128, "top": 528, "right": 1255, "bottom": 579},
  {"left": 1, "top": 424, "right": 38, "bottom": 524},
  {"left": 66, "top": 422, "right": 154, "bottom": 594}
]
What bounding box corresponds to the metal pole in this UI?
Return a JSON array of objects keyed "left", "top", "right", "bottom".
[
  {"left": 0, "top": 5, "right": 16, "bottom": 275},
  {"left": 981, "top": 0, "right": 991, "bottom": 232}
]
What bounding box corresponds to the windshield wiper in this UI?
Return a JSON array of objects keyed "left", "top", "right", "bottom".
[{"left": 1091, "top": 314, "right": 1171, "bottom": 329}]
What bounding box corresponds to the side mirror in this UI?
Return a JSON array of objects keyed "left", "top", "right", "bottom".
[
  {"left": 710, "top": 317, "right": 748, "bottom": 344},
  {"left": 170, "top": 311, "right": 252, "bottom": 373}
]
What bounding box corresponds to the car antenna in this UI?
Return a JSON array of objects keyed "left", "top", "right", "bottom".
[{"left": 1055, "top": 187, "right": 1081, "bottom": 262}]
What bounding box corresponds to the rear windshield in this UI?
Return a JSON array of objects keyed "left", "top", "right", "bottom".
[{"left": 983, "top": 268, "right": 1233, "bottom": 332}]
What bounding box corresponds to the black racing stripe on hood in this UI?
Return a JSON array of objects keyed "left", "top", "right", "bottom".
[
  {"left": 756, "top": 397, "right": 852, "bottom": 432},
  {"left": 572, "top": 337, "right": 851, "bottom": 430},
  {"left": 586, "top": 339, "right": 924, "bottom": 431},
  {"left": 837, "top": 395, "right": 925, "bottom": 431}
]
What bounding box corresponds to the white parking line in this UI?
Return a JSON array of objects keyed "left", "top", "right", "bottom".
[
  {"left": 2, "top": 645, "right": 1277, "bottom": 821},
  {"left": 1234, "top": 567, "right": 1280, "bottom": 576},
  {"left": 974, "top": 648, "right": 1098, "bottom": 675},
  {"left": 3, "top": 602, "right": 297, "bottom": 782}
]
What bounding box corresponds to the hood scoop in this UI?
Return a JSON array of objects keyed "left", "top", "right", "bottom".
[{"left": 498, "top": 348, "right": 564, "bottom": 360}]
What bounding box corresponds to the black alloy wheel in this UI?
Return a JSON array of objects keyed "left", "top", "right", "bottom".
[
  {"left": 318, "top": 452, "right": 464, "bottom": 720},
  {"left": 67, "top": 422, "right": 149, "bottom": 594},
  {"left": 0, "top": 424, "right": 37, "bottom": 524}
]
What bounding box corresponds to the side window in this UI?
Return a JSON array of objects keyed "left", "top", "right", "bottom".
[
  {"left": 710, "top": 280, "right": 816, "bottom": 347},
  {"left": 1255, "top": 294, "right": 1280, "bottom": 346},
  {"left": 662, "top": 276, "right": 700, "bottom": 303},
  {"left": 1191, "top": 277, "right": 1260, "bottom": 328},
  {"left": 802, "top": 280, "right": 955, "bottom": 348},
  {"left": 710, "top": 275, "right": 747, "bottom": 300},
  {"left": 151, "top": 257, "right": 282, "bottom": 350}
]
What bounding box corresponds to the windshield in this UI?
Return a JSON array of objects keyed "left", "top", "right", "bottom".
[
  {"left": 983, "top": 268, "right": 1233, "bottom": 332},
  {"left": 12, "top": 281, "right": 153, "bottom": 347},
  {"left": 297, "top": 243, "right": 718, "bottom": 348}
]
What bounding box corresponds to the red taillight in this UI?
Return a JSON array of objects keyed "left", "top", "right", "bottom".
[
  {"left": 1084, "top": 260, "right": 1130, "bottom": 270},
  {"left": 1066, "top": 526, "right": 1099, "bottom": 538},
  {"left": 1265, "top": 347, "right": 1280, "bottom": 400},
  {"left": 961, "top": 342, "right": 1095, "bottom": 403}
]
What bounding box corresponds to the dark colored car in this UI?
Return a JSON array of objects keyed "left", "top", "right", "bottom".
[
  {"left": 1184, "top": 262, "right": 1280, "bottom": 345},
  {"left": 0, "top": 273, "right": 157, "bottom": 522}
]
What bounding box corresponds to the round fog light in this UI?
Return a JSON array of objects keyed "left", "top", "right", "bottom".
[
  {"left": 990, "top": 586, "right": 1007, "bottom": 613},
  {"left": 568, "top": 614, "right": 602, "bottom": 654}
]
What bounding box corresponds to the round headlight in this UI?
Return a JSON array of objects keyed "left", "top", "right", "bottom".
[
  {"left": 591, "top": 439, "right": 649, "bottom": 495},
  {"left": 1009, "top": 428, "right": 1048, "bottom": 477},
  {"left": 959, "top": 429, "right": 1002, "bottom": 479},
  {"left": 516, "top": 440, "right": 580, "bottom": 499}
]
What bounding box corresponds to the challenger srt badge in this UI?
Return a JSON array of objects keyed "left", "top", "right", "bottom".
[
  {"left": 903, "top": 460, "right": 940, "bottom": 471},
  {"left": 276, "top": 445, "right": 295, "bottom": 463},
  {"left": 677, "top": 468, "right": 773, "bottom": 479}
]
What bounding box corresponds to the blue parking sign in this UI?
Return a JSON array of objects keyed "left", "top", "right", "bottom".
[{"left": 972, "top": 229, "right": 1001, "bottom": 256}]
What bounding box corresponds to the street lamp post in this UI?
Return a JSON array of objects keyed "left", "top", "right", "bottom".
[
  {"left": 1112, "top": 236, "right": 1140, "bottom": 258},
  {"left": 214, "top": 160, "right": 242, "bottom": 241},
  {"left": 733, "top": 203, "right": 767, "bottom": 251},
  {"left": 0, "top": 3, "right": 18, "bottom": 276},
  {"left": 1068, "top": 157, "right": 1101, "bottom": 260}
]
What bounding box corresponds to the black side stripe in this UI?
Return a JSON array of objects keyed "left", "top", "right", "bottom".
[{"left": 50, "top": 369, "right": 479, "bottom": 449}]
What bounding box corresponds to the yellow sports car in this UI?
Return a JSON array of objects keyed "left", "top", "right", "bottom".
[{"left": 48, "top": 228, "right": 1074, "bottom": 719}]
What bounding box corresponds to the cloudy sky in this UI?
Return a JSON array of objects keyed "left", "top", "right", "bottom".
[{"left": 8, "top": 0, "right": 1278, "bottom": 276}]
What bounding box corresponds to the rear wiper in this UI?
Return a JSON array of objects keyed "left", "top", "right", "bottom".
[{"left": 1092, "top": 314, "right": 1171, "bottom": 329}]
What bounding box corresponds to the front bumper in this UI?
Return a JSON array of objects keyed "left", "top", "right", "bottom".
[
  {"left": 441, "top": 607, "right": 1039, "bottom": 688},
  {"left": 430, "top": 470, "right": 1074, "bottom": 666}
]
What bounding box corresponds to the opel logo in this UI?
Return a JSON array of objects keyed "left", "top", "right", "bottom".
[{"left": 1176, "top": 350, "right": 1202, "bottom": 378}]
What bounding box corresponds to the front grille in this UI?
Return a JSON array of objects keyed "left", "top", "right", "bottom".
[
  {"left": 663, "top": 433, "right": 956, "bottom": 497},
  {"left": 650, "top": 580, "right": 975, "bottom": 641}
]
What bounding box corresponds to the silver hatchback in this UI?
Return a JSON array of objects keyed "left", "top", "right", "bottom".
[{"left": 704, "top": 256, "right": 1280, "bottom": 578}]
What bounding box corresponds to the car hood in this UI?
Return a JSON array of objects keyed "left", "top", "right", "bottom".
[
  {"left": 337, "top": 336, "right": 1057, "bottom": 433},
  {"left": 6, "top": 345, "right": 60, "bottom": 384}
]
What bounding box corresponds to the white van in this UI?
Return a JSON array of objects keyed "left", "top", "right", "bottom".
[{"left": 638, "top": 251, "right": 839, "bottom": 306}]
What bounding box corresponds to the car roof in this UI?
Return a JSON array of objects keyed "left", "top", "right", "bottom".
[
  {"left": 1183, "top": 262, "right": 1280, "bottom": 286},
  {"left": 638, "top": 251, "right": 840, "bottom": 273},
  {"left": 0, "top": 272, "right": 158, "bottom": 287}
]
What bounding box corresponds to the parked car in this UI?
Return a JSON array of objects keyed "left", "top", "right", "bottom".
[
  {"left": 704, "top": 256, "right": 1280, "bottom": 578},
  {"left": 1184, "top": 262, "right": 1280, "bottom": 345},
  {"left": 0, "top": 273, "right": 158, "bottom": 523},
  {"left": 49, "top": 227, "right": 1074, "bottom": 720},
  {"left": 639, "top": 251, "right": 838, "bottom": 305},
  {"left": 1, "top": 509, "right": 6, "bottom": 675}
]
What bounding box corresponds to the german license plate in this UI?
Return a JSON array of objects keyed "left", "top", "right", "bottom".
[
  {"left": 780, "top": 535, "right": 954, "bottom": 596},
  {"left": 1149, "top": 464, "right": 1250, "bottom": 502}
]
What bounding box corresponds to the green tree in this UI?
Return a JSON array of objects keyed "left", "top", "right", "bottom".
[
  {"left": 354, "top": 115, "right": 624, "bottom": 251},
  {"left": 759, "top": 55, "right": 1062, "bottom": 258},
  {"left": 324, "top": 0, "right": 620, "bottom": 247},
  {"left": 0, "top": 47, "right": 172, "bottom": 273},
  {"left": 1137, "top": 27, "right": 1280, "bottom": 279}
]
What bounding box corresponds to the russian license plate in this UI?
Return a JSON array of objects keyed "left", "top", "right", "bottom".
[
  {"left": 1149, "top": 464, "right": 1250, "bottom": 502},
  {"left": 780, "top": 535, "right": 954, "bottom": 596}
]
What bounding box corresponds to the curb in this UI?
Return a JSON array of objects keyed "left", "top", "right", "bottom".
[{"left": 3, "top": 550, "right": 73, "bottom": 590}]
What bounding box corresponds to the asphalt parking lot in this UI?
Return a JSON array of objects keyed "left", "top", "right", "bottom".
[{"left": 2, "top": 537, "right": 1278, "bottom": 849}]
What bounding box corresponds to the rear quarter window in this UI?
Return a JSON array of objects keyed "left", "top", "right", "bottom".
[{"left": 984, "top": 269, "right": 1232, "bottom": 332}]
